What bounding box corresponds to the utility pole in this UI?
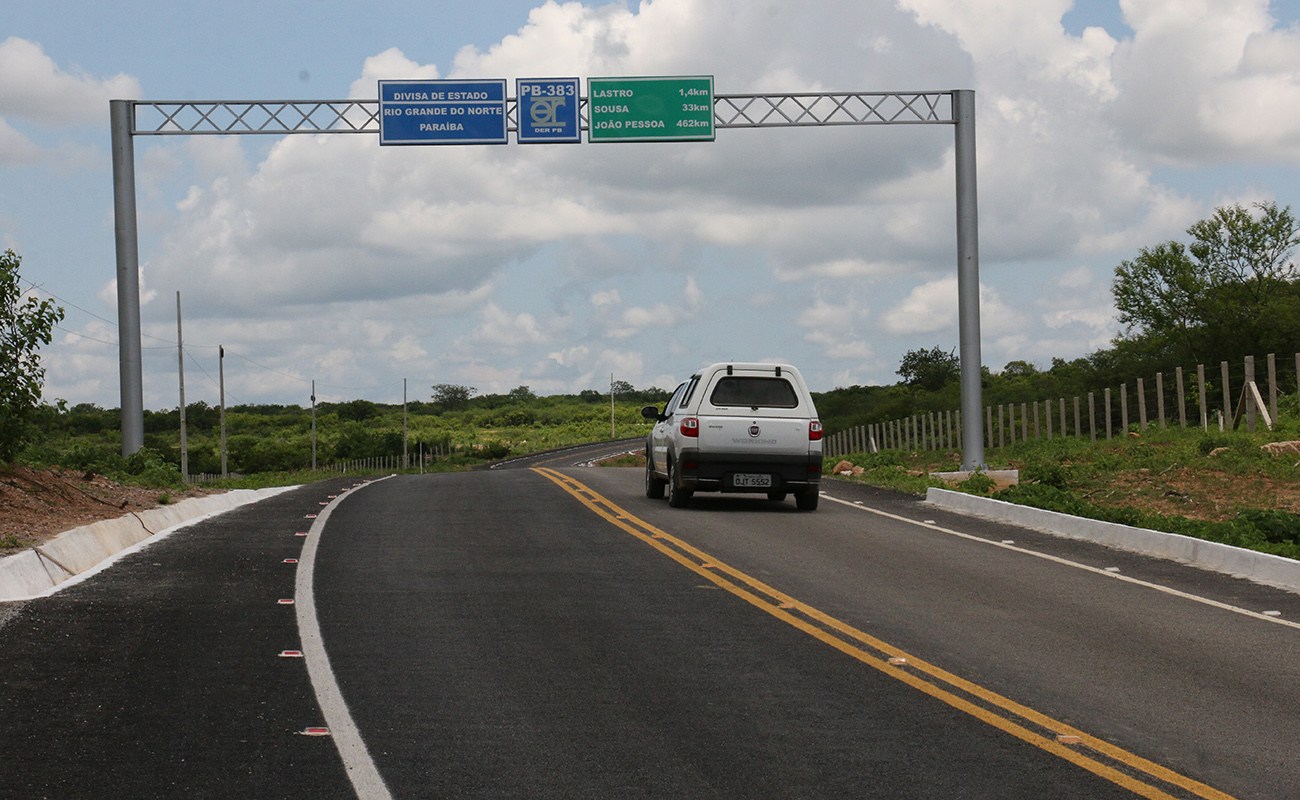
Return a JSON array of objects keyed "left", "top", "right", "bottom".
[
  {"left": 219, "top": 346, "right": 227, "bottom": 479},
  {"left": 610, "top": 373, "right": 616, "bottom": 439},
  {"left": 403, "top": 378, "right": 408, "bottom": 469},
  {"left": 176, "top": 292, "right": 188, "bottom": 482},
  {"left": 311, "top": 380, "right": 317, "bottom": 470}
]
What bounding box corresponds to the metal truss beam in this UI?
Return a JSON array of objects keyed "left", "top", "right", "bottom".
[{"left": 129, "top": 91, "right": 956, "bottom": 135}]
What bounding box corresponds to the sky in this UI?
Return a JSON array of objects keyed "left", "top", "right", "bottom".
[{"left": 3, "top": 0, "right": 1300, "bottom": 410}]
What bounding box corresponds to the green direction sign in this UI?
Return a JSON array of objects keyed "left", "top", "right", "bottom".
[{"left": 587, "top": 76, "right": 715, "bottom": 142}]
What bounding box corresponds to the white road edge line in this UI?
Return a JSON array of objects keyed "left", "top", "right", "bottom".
[
  {"left": 296, "top": 477, "right": 396, "bottom": 800},
  {"left": 823, "top": 492, "right": 1300, "bottom": 631}
]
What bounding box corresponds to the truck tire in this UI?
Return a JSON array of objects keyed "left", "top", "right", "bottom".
[
  {"left": 795, "top": 489, "right": 820, "bottom": 511},
  {"left": 645, "top": 452, "right": 666, "bottom": 499},
  {"left": 667, "top": 458, "right": 693, "bottom": 508}
]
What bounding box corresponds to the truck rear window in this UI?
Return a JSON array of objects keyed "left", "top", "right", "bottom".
[{"left": 709, "top": 377, "right": 799, "bottom": 408}]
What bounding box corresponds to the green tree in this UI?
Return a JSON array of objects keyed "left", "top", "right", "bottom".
[
  {"left": 336, "top": 398, "right": 379, "bottom": 422},
  {"left": 1, "top": 250, "right": 65, "bottom": 461},
  {"left": 1112, "top": 202, "right": 1300, "bottom": 364},
  {"left": 431, "top": 383, "right": 476, "bottom": 411},
  {"left": 897, "top": 346, "right": 959, "bottom": 392}
]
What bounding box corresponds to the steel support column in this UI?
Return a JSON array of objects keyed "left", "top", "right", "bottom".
[
  {"left": 953, "top": 90, "right": 984, "bottom": 470},
  {"left": 110, "top": 99, "right": 144, "bottom": 456}
]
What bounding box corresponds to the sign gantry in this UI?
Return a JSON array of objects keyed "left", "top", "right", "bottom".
[{"left": 113, "top": 85, "right": 983, "bottom": 469}]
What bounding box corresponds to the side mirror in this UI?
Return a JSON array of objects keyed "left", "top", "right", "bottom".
[{"left": 641, "top": 405, "right": 665, "bottom": 422}]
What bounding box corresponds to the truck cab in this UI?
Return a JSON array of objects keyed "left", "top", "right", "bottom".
[{"left": 641, "top": 362, "right": 823, "bottom": 510}]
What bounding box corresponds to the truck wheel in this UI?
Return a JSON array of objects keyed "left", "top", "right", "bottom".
[
  {"left": 667, "top": 459, "right": 693, "bottom": 508},
  {"left": 767, "top": 491, "right": 788, "bottom": 502},
  {"left": 795, "top": 489, "right": 820, "bottom": 511},
  {"left": 645, "top": 452, "right": 666, "bottom": 499}
]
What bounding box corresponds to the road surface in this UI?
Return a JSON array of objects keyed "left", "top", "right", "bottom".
[{"left": 2, "top": 441, "right": 1297, "bottom": 798}]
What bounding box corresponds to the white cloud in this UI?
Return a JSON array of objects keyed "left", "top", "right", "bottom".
[
  {"left": 348, "top": 47, "right": 440, "bottom": 99},
  {"left": 1108, "top": 0, "right": 1300, "bottom": 163},
  {"left": 0, "top": 118, "right": 42, "bottom": 165},
  {"left": 608, "top": 276, "right": 703, "bottom": 338},
  {"left": 883, "top": 276, "right": 1025, "bottom": 337},
  {"left": 0, "top": 37, "right": 140, "bottom": 125},
  {"left": 590, "top": 289, "right": 620, "bottom": 306}
]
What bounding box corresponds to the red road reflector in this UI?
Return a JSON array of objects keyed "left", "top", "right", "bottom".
[
  {"left": 319, "top": 502, "right": 329, "bottom": 506},
  {"left": 305, "top": 514, "right": 317, "bottom": 519},
  {"left": 283, "top": 558, "right": 299, "bottom": 564},
  {"left": 278, "top": 599, "right": 295, "bottom": 605},
  {"left": 299, "top": 727, "right": 331, "bottom": 736},
  {"left": 279, "top": 650, "right": 304, "bottom": 658},
  {"left": 295, "top": 532, "right": 308, "bottom": 537},
  {"left": 888, "top": 657, "right": 908, "bottom": 666}
]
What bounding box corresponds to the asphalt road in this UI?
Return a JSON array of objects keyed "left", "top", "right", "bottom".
[{"left": 2, "top": 441, "right": 1298, "bottom": 799}]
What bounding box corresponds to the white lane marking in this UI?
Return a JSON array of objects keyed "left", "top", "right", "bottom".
[
  {"left": 823, "top": 492, "right": 1300, "bottom": 631},
  {"left": 297, "top": 478, "right": 395, "bottom": 800}
]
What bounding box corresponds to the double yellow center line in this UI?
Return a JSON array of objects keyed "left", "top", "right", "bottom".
[{"left": 532, "top": 467, "right": 1237, "bottom": 800}]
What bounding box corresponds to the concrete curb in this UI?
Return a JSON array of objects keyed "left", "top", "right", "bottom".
[
  {"left": 924, "top": 488, "right": 1300, "bottom": 594},
  {"left": 0, "top": 487, "right": 296, "bottom": 602}
]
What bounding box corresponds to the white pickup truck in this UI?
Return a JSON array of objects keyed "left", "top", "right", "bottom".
[{"left": 641, "top": 362, "right": 823, "bottom": 510}]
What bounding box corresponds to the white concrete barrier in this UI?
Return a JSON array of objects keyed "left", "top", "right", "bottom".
[
  {"left": 925, "top": 488, "right": 1300, "bottom": 594},
  {"left": 0, "top": 487, "right": 296, "bottom": 601}
]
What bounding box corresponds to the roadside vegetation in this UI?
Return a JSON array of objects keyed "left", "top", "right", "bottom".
[
  {"left": 15, "top": 386, "right": 672, "bottom": 491},
  {"left": 825, "top": 400, "right": 1300, "bottom": 562}
]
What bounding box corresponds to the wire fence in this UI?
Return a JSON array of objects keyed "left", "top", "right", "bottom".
[{"left": 825, "top": 353, "right": 1300, "bottom": 459}]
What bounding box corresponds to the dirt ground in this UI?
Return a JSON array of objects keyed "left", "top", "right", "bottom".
[{"left": 0, "top": 464, "right": 217, "bottom": 556}]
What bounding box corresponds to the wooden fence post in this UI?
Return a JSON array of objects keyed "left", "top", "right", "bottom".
[
  {"left": 1021, "top": 402, "right": 1028, "bottom": 443},
  {"left": 1033, "top": 401, "right": 1040, "bottom": 440},
  {"left": 1045, "top": 400, "right": 1053, "bottom": 440},
  {"left": 1221, "top": 361, "right": 1230, "bottom": 431},
  {"left": 1268, "top": 353, "right": 1277, "bottom": 423},
  {"left": 1138, "top": 377, "right": 1148, "bottom": 430},
  {"left": 1156, "top": 372, "right": 1166, "bottom": 429},
  {"left": 1104, "top": 388, "right": 1112, "bottom": 440},
  {"left": 1197, "top": 364, "right": 1207, "bottom": 430},
  {"left": 1121, "top": 383, "right": 1129, "bottom": 432},
  {"left": 1074, "top": 396, "right": 1082, "bottom": 438},
  {"left": 1088, "top": 392, "right": 1097, "bottom": 442},
  {"left": 1059, "top": 398, "right": 1067, "bottom": 438},
  {"left": 1245, "top": 356, "right": 1256, "bottom": 432},
  {"left": 1176, "top": 367, "right": 1186, "bottom": 427}
]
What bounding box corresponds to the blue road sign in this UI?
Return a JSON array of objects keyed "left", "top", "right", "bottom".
[
  {"left": 378, "top": 79, "right": 508, "bottom": 145},
  {"left": 516, "top": 78, "right": 581, "bottom": 143}
]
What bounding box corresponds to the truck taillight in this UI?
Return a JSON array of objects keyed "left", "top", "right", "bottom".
[
  {"left": 681, "top": 417, "right": 699, "bottom": 437},
  {"left": 809, "top": 420, "right": 823, "bottom": 441}
]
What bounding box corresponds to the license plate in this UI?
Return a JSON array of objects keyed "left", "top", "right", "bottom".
[{"left": 733, "top": 473, "right": 772, "bottom": 488}]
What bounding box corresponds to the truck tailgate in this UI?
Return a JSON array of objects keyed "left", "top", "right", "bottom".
[{"left": 698, "top": 415, "right": 810, "bottom": 457}]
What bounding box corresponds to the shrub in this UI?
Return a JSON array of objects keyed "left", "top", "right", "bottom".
[
  {"left": 123, "top": 447, "right": 185, "bottom": 489},
  {"left": 1235, "top": 509, "right": 1300, "bottom": 545},
  {"left": 958, "top": 471, "right": 996, "bottom": 495},
  {"left": 1022, "top": 461, "right": 1072, "bottom": 489}
]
